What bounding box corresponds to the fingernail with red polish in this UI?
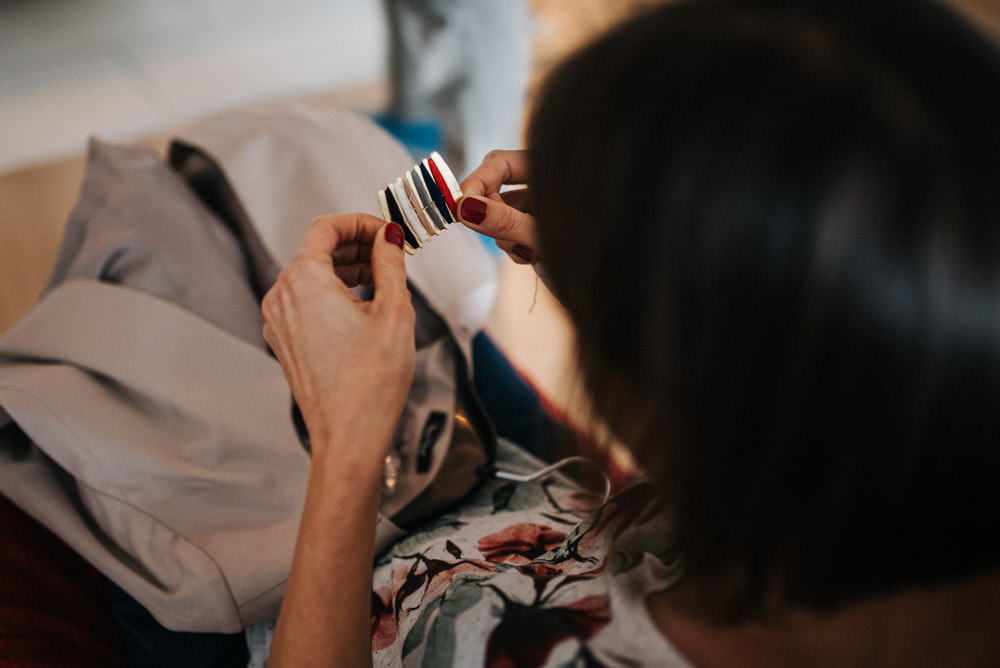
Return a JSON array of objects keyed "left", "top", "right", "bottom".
[
  {"left": 512, "top": 245, "right": 534, "bottom": 263},
  {"left": 385, "top": 222, "right": 405, "bottom": 249},
  {"left": 459, "top": 197, "right": 487, "bottom": 224}
]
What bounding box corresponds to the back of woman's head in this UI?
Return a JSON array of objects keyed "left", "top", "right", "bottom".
[{"left": 529, "top": 0, "right": 1000, "bottom": 620}]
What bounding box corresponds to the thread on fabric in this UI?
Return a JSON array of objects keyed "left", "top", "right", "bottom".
[
  {"left": 494, "top": 455, "right": 611, "bottom": 507},
  {"left": 529, "top": 271, "right": 540, "bottom": 314}
]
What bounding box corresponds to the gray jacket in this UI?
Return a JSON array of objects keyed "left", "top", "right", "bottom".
[{"left": 0, "top": 106, "right": 497, "bottom": 634}]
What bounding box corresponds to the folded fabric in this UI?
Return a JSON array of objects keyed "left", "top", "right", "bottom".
[{"left": 0, "top": 106, "right": 498, "bottom": 634}]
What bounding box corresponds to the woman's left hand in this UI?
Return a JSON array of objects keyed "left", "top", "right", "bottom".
[
  {"left": 457, "top": 149, "right": 540, "bottom": 265},
  {"left": 261, "top": 213, "right": 415, "bottom": 470}
]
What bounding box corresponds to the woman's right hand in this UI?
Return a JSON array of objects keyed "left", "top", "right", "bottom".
[
  {"left": 261, "top": 214, "right": 415, "bottom": 467},
  {"left": 457, "top": 149, "right": 540, "bottom": 265}
]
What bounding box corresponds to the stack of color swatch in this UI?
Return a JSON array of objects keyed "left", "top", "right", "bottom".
[{"left": 377, "top": 151, "right": 464, "bottom": 255}]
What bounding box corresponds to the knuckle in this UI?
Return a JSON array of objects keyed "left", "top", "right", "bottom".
[
  {"left": 266, "top": 264, "right": 313, "bottom": 309},
  {"left": 260, "top": 292, "right": 275, "bottom": 319},
  {"left": 386, "top": 300, "right": 416, "bottom": 332},
  {"left": 496, "top": 209, "right": 522, "bottom": 235},
  {"left": 305, "top": 215, "right": 328, "bottom": 233},
  {"left": 391, "top": 298, "right": 415, "bottom": 321},
  {"left": 282, "top": 260, "right": 314, "bottom": 287}
]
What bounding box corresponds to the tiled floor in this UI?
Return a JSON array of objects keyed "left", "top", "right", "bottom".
[{"left": 0, "top": 0, "right": 387, "bottom": 173}]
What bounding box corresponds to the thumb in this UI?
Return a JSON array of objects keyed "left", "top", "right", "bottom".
[
  {"left": 371, "top": 222, "right": 410, "bottom": 305},
  {"left": 456, "top": 194, "right": 537, "bottom": 248}
]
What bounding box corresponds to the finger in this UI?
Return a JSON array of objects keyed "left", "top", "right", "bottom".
[
  {"left": 295, "top": 213, "right": 384, "bottom": 261},
  {"left": 460, "top": 150, "right": 530, "bottom": 199},
  {"left": 371, "top": 223, "right": 410, "bottom": 307},
  {"left": 495, "top": 239, "right": 536, "bottom": 265},
  {"left": 456, "top": 194, "right": 538, "bottom": 248},
  {"left": 500, "top": 187, "right": 531, "bottom": 213},
  {"left": 332, "top": 240, "right": 374, "bottom": 287},
  {"left": 333, "top": 261, "right": 374, "bottom": 288},
  {"left": 331, "top": 240, "right": 373, "bottom": 266}
]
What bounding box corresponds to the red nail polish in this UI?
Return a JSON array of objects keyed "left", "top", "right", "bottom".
[
  {"left": 459, "top": 197, "right": 487, "bottom": 224},
  {"left": 385, "top": 222, "right": 405, "bottom": 249},
  {"left": 512, "top": 245, "right": 534, "bottom": 263}
]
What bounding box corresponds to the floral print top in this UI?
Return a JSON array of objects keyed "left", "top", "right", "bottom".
[
  {"left": 369, "top": 439, "right": 689, "bottom": 667},
  {"left": 244, "top": 439, "right": 688, "bottom": 667}
]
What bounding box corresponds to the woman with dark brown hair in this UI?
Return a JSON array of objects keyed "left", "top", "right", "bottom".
[{"left": 261, "top": 0, "right": 1000, "bottom": 664}]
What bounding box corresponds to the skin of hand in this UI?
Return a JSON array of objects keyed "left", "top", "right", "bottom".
[
  {"left": 262, "top": 214, "right": 415, "bottom": 458},
  {"left": 261, "top": 213, "right": 415, "bottom": 667},
  {"left": 456, "top": 149, "right": 541, "bottom": 265}
]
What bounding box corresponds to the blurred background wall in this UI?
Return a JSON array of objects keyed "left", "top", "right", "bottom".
[{"left": 2, "top": 0, "right": 998, "bottom": 423}]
